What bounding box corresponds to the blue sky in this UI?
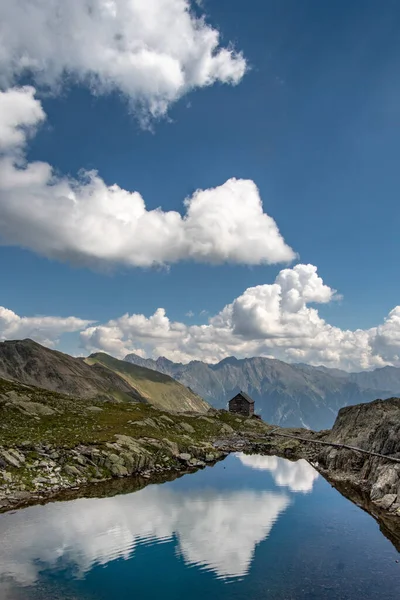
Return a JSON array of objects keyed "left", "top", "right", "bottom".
[{"left": 0, "top": 0, "right": 400, "bottom": 370}]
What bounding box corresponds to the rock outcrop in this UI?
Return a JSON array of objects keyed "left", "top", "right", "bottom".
[{"left": 316, "top": 397, "right": 400, "bottom": 515}]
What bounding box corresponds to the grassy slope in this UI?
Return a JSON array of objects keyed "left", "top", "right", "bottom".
[
  {"left": 0, "top": 377, "right": 255, "bottom": 449},
  {"left": 85, "top": 353, "right": 210, "bottom": 413}
]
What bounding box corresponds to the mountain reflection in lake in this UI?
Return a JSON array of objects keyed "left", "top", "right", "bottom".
[{"left": 0, "top": 455, "right": 399, "bottom": 600}]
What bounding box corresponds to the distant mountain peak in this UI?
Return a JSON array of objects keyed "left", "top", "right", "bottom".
[{"left": 216, "top": 356, "right": 239, "bottom": 366}]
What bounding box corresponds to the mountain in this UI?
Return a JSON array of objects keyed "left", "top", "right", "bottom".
[
  {"left": 0, "top": 340, "right": 208, "bottom": 413},
  {"left": 85, "top": 353, "right": 209, "bottom": 413},
  {"left": 0, "top": 339, "right": 141, "bottom": 402},
  {"left": 124, "top": 353, "right": 400, "bottom": 429},
  {"left": 348, "top": 366, "right": 400, "bottom": 395}
]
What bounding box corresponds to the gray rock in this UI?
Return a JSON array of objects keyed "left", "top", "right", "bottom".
[
  {"left": 1, "top": 451, "right": 21, "bottom": 468},
  {"left": 34, "top": 477, "right": 49, "bottom": 484},
  {"left": 110, "top": 463, "right": 128, "bottom": 477},
  {"left": 180, "top": 422, "right": 195, "bottom": 434},
  {"left": 375, "top": 494, "right": 397, "bottom": 510},
  {"left": 162, "top": 439, "right": 180, "bottom": 457},
  {"left": 177, "top": 453, "right": 191, "bottom": 462},
  {"left": 133, "top": 418, "right": 158, "bottom": 428},
  {"left": 158, "top": 415, "right": 174, "bottom": 425},
  {"left": 189, "top": 458, "right": 206, "bottom": 468},
  {"left": 220, "top": 424, "right": 234, "bottom": 434},
  {"left": 120, "top": 452, "right": 136, "bottom": 472},
  {"left": 8, "top": 449, "right": 26, "bottom": 463},
  {"left": 64, "top": 465, "right": 81, "bottom": 477},
  {"left": 114, "top": 435, "right": 142, "bottom": 453},
  {"left": 370, "top": 467, "right": 399, "bottom": 501},
  {"left": 106, "top": 453, "right": 122, "bottom": 464}
]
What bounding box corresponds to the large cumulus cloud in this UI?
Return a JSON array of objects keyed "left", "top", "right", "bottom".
[
  {"left": 0, "top": 87, "right": 295, "bottom": 268},
  {"left": 79, "top": 263, "right": 400, "bottom": 371},
  {"left": 0, "top": 0, "right": 246, "bottom": 120},
  {"left": 2, "top": 263, "right": 400, "bottom": 370}
]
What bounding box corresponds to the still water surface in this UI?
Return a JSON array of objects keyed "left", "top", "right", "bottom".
[{"left": 0, "top": 454, "right": 399, "bottom": 599}]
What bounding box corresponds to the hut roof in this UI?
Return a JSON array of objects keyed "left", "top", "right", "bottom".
[{"left": 230, "top": 391, "right": 255, "bottom": 404}]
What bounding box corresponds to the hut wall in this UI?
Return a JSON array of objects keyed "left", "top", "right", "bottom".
[{"left": 228, "top": 395, "right": 254, "bottom": 417}]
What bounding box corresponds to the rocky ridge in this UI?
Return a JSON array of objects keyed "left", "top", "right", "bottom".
[{"left": 0, "top": 339, "right": 208, "bottom": 413}]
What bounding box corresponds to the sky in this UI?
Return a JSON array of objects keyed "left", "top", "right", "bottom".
[{"left": 0, "top": 0, "right": 400, "bottom": 371}]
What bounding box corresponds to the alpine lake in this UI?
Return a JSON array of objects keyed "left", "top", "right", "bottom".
[{"left": 0, "top": 453, "right": 399, "bottom": 599}]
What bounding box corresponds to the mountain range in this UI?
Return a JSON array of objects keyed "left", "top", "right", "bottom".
[
  {"left": 0, "top": 339, "right": 208, "bottom": 413},
  {"left": 124, "top": 353, "right": 400, "bottom": 430},
  {"left": 1, "top": 338, "right": 398, "bottom": 430}
]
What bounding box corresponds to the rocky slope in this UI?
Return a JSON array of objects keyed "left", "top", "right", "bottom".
[
  {"left": 124, "top": 354, "right": 397, "bottom": 429},
  {"left": 316, "top": 397, "right": 400, "bottom": 514},
  {"left": 0, "top": 340, "right": 208, "bottom": 413}
]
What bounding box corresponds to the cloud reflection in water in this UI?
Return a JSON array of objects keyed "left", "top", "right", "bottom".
[
  {"left": 0, "top": 481, "right": 290, "bottom": 587},
  {"left": 236, "top": 454, "right": 319, "bottom": 493}
]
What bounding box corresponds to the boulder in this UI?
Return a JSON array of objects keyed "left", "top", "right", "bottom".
[
  {"left": 64, "top": 465, "right": 81, "bottom": 477},
  {"left": 158, "top": 415, "right": 174, "bottom": 425},
  {"left": 375, "top": 494, "right": 397, "bottom": 510},
  {"left": 1, "top": 450, "right": 21, "bottom": 469},
  {"left": 110, "top": 464, "right": 129, "bottom": 477},
  {"left": 370, "top": 467, "right": 399, "bottom": 501},
  {"left": 179, "top": 422, "right": 195, "bottom": 434},
  {"left": 177, "top": 453, "right": 191, "bottom": 462},
  {"left": 220, "top": 423, "right": 234, "bottom": 435},
  {"left": 162, "top": 438, "right": 180, "bottom": 457},
  {"left": 114, "top": 435, "right": 143, "bottom": 454},
  {"left": 8, "top": 449, "right": 26, "bottom": 463}
]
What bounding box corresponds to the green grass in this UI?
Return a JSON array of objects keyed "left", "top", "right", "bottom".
[{"left": 0, "top": 377, "right": 264, "bottom": 450}]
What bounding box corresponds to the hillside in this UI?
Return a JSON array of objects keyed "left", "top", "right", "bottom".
[
  {"left": 85, "top": 353, "right": 209, "bottom": 413},
  {"left": 124, "top": 354, "right": 399, "bottom": 430},
  {"left": 0, "top": 374, "right": 259, "bottom": 512},
  {"left": 0, "top": 340, "right": 209, "bottom": 413},
  {"left": 0, "top": 339, "right": 141, "bottom": 403}
]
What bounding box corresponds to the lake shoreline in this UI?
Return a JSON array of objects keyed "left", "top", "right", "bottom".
[
  {"left": 1, "top": 416, "right": 399, "bottom": 556},
  {"left": 1, "top": 398, "right": 400, "bottom": 559}
]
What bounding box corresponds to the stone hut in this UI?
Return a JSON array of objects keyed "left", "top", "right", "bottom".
[{"left": 228, "top": 391, "right": 255, "bottom": 417}]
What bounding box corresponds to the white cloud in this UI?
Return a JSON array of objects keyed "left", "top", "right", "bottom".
[
  {"left": 3, "top": 262, "right": 400, "bottom": 371},
  {"left": 0, "top": 306, "right": 92, "bottom": 348},
  {"left": 0, "top": 483, "right": 289, "bottom": 586},
  {"left": 0, "top": 0, "right": 246, "bottom": 120},
  {"left": 236, "top": 454, "right": 319, "bottom": 493},
  {"left": 0, "top": 86, "right": 45, "bottom": 151},
  {"left": 80, "top": 263, "right": 400, "bottom": 371},
  {"left": 0, "top": 87, "right": 295, "bottom": 268}
]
